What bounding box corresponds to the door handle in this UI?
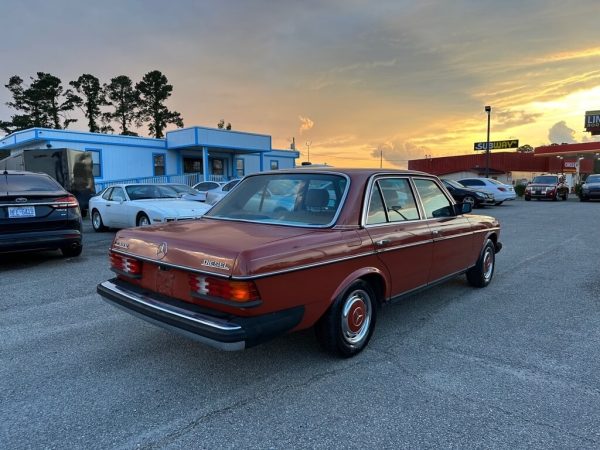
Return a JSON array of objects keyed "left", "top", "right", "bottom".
[{"left": 375, "top": 239, "right": 390, "bottom": 246}]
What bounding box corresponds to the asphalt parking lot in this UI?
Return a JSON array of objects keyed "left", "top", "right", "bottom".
[{"left": 1, "top": 198, "right": 599, "bottom": 449}]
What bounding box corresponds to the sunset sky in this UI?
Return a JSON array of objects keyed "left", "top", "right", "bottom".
[{"left": 2, "top": 0, "right": 600, "bottom": 168}]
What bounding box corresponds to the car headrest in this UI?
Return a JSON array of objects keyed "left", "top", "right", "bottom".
[{"left": 305, "top": 188, "right": 330, "bottom": 209}]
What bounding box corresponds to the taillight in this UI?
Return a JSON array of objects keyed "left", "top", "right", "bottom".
[
  {"left": 497, "top": 187, "right": 507, "bottom": 192},
  {"left": 110, "top": 252, "right": 143, "bottom": 277},
  {"left": 52, "top": 195, "right": 79, "bottom": 208},
  {"left": 189, "top": 274, "right": 260, "bottom": 303}
]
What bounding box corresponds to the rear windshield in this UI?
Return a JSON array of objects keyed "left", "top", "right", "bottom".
[
  {"left": 532, "top": 176, "right": 558, "bottom": 184},
  {"left": 1, "top": 173, "right": 63, "bottom": 192},
  {"left": 206, "top": 173, "right": 348, "bottom": 227}
]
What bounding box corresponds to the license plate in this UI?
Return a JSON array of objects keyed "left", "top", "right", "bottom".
[{"left": 8, "top": 206, "right": 36, "bottom": 218}]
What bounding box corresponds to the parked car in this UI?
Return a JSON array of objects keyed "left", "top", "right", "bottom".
[
  {"left": 191, "top": 181, "right": 225, "bottom": 201},
  {"left": 164, "top": 183, "right": 206, "bottom": 202},
  {"left": 457, "top": 178, "right": 516, "bottom": 205},
  {"left": 97, "top": 169, "right": 502, "bottom": 357},
  {"left": 441, "top": 179, "right": 495, "bottom": 207},
  {"left": 524, "top": 174, "right": 569, "bottom": 201},
  {"left": 205, "top": 179, "right": 242, "bottom": 205},
  {"left": 89, "top": 183, "right": 212, "bottom": 231},
  {"left": 579, "top": 174, "right": 600, "bottom": 201},
  {"left": 0, "top": 170, "right": 83, "bottom": 256}
]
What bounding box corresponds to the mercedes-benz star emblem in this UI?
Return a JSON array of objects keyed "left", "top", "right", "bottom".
[{"left": 156, "top": 242, "right": 168, "bottom": 260}]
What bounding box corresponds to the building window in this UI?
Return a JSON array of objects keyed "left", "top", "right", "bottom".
[
  {"left": 270, "top": 160, "right": 279, "bottom": 170},
  {"left": 153, "top": 154, "right": 165, "bottom": 176},
  {"left": 236, "top": 159, "right": 245, "bottom": 177},
  {"left": 212, "top": 158, "right": 224, "bottom": 176},
  {"left": 86, "top": 148, "right": 101, "bottom": 178},
  {"left": 183, "top": 158, "right": 203, "bottom": 174}
]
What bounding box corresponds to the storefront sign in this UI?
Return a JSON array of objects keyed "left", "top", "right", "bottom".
[
  {"left": 563, "top": 160, "right": 577, "bottom": 173},
  {"left": 474, "top": 140, "right": 519, "bottom": 151},
  {"left": 585, "top": 110, "right": 600, "bottom": 135}
]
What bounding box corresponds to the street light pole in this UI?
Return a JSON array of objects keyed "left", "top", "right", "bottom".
[{"left": 485, "top": 106, "right": 491, "bottom": 178}]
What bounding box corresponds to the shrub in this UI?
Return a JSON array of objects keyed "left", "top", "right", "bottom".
[{"left": 514, "top": 184, "right": 526, "bottom": 197}]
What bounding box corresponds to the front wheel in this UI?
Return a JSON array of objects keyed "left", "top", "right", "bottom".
[
  {"left": 466, "top": 239, "right": 495, "bottom": 288},
  {"left": 137, "top": 213, "right": 151, "bottom": 227},
  {"left": 315, "top": 280, "right": 377, "bottom": 358},
  {"left": 463, "top": 195, "right": 476, "bottom": 208}
]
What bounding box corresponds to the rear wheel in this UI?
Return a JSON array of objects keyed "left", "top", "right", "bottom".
[
  {"left": 494, "top": 201, "right": 503, "bottom": 206},
  {"left": 137, "top": 213, "right": 151, "bottom": 226},
  {"left": 524, "top": 196, "right": 531, "bottom": 201},
  {"left": 61, "top": 243, "right": 82, "bottom": 258},
  {"left": 466, "top": 239, "right": 495, "bottom": 288},
  {"left": 315, "top": 280, "right": 377, "bottom": 357},
  {"left": 91, "top": 209, "right": 106, "bottom": 232}
]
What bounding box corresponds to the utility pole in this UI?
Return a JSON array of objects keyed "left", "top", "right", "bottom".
[
  {"left": 380, "top": 148, "right": 383, "bottom": 168},
  {"left": 306, "top": 140, "right": 312, "bottom": 163},
  {"left": 485, "top": 105, "right": 491, "bottom": 178}
]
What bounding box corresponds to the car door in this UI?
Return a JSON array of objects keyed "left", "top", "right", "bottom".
[
  {"left": 365, "top": 177, "right": 433, "bottom": 297},
  {"left": 104, "top": 186, "right": 129, "bottom": 227},
  {"left": 413, "top": 178, "right": 474, "bottom": 283}
]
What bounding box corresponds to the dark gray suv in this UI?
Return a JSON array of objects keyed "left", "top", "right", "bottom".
[{"left": 0, "top": 170, "right": 83, "bottom": 256}]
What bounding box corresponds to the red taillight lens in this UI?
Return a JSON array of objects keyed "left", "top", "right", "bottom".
[
  {"left": 497, "top": 187, "right": 507, "bottom": 192},
  {"left": 52, "top": 195, "right": 79, "bottom": 208},
  {"left": 110, "top": 252, "right": 143, "bottom": 277},
  {"left": 189, "top": 274, "right": 259, "bottom": 303}
]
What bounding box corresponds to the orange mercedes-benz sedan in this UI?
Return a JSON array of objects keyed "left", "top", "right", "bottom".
[{"left": 97, "top": 168, "right": 502, "bottom": 357}]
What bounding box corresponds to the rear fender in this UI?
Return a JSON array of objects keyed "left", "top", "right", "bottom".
[{"left": 328, "top": 266, "right": 390, "bottom": 307}]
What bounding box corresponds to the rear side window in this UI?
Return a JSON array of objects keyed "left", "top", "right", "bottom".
[
  {"left": 460, "top": 179, "right": 484, "bottom": 187},
  {"left": 414, "top": 179, "right": 454, "bottom": 219},
  {"left": 366, "top": 178, "right": 420, "bottom": 225},
  {"left": 1, "top": 174, "right": 63, "bottom": 192}
]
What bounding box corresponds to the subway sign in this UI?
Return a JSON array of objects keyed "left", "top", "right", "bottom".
[
  {"left": 474, "top": 139, "right": 519, "bottom": 151},
  {"left": 585, "top": 110, "right": 600, "bottom": 135}
]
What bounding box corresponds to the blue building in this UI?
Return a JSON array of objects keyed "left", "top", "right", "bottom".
[{"left": 0, "top": 126, "right": 300, "bottom": 190}]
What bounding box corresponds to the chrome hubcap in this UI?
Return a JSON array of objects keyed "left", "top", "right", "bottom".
[
  {"left": 139, "top": 216, "right": 149, "bottom": 226},
  {"left": 464, "top": 196, "right": 475, "bottom": 206},
  {"left": 483, "top": 248, "right": 494, "bottom": 281},
  {"left": 341, "top": 289, "right": 372, "bottom": 345},
  {"left": 93, "top": 213, "right": 101, "bottom": 228}
]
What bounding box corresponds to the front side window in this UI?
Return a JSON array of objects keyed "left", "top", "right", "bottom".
[
  {"left": 206, "top": 173, "right": 348, "bottom": 227},
  {"left": 414, "top": 179, "right": 454, "bottom": 219},
  {"left": 153, "top": 154, "right": 165, "bottom": 176}
]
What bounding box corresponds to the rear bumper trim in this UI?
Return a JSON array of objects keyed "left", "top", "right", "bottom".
[{"left": 97, "top": 279, "right": 304, "bottom": 351}]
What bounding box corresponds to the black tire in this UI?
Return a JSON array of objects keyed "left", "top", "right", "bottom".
[
  {"left": 524, "top": 196, "right": 531, "bottom": 201},
  {"left": 553, "top": 193, "right": 559, "bottom": 201},
  {"left": 315, "top": 280, "right": 377, "bottom": 358},
  {"left": 91, "top": 209, "right": 106, "bottom": 232},
  {"left": 562, "top": 193, "right": 568, "bottom": 201},
  {"left": 137, "top": 213, "right": 151, "bottom": 227},
  {"left": 466, "top": 239, "right": 495, "bottom": 288},
  {"left": 61, "top": 243, "right": 83, "bottom": 258},
  {"left": 494, "top": 201, "right": 503, "bottom": 206},
  {"left": 580, "top": 195, "right": 588, "bottom": 202}
]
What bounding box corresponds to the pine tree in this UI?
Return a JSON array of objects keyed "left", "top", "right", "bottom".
[
  {"left": 136, "top": 70, "right": 183, "bottom": 138},
  {"left": 70, "top": 74, "right": 109, "bottom": 133},
  {"left": 103, "top": 75, "right": 140, "bottom": 136}
]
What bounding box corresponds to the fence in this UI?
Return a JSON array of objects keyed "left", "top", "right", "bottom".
[{"left": 95, "top": 173, "right": 228, "bottom": 192}]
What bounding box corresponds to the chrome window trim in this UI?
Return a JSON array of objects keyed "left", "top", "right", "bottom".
[{"left": 362, "top": 175, "right": 424, "bottom": 227}]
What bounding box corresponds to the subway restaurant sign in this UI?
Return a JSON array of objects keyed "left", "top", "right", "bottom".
[
  {"left": 474, "top": 139, "right": 519, "bottom": 151},
  {"left": 585, "top": 110, "right": 600, "bottom": 135}
]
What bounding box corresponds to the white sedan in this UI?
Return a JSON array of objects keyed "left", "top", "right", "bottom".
[
  {"left": 205, "top": 179, "right": 241, "bottom": 205},
  {"left": 89, "top": 184, "right": 212, "bottom": 231},
  {"left": 457, "top": 177, "right": 516, "bottom": 205}
]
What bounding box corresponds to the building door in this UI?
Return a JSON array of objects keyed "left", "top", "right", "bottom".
[{"left": 211, "top": 158, "right": 224, "bottom": 176}]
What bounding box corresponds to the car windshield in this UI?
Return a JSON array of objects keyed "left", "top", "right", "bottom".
[
  {"left": 585, "top": 175, "right": 600, "bottom": 183},
  {"left": 205, "top": 173, "right": 348, "bottom": 227},
  {"left": 443, "top": 179, "right": 465, "bottom": 189},
  {"left": 168, "top": 184, "right": 199, "bottom": 195},
  {"left": 532, "top": 176, "right": 558, "bottom": 184},
  {"left": 125, "top": 184, "right": 181, "bottom": 200},
  {"left": 1, "top": 173, "right": 63, "bottom": 192}
]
